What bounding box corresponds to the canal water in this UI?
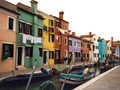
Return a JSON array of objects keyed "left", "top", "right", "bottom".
[{"left": 0, "top": 64, "right": 111, "bottom": 90}]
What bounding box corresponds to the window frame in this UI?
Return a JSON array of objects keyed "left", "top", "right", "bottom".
[
  {"left": 69, "top": 40, "right": 72, "bottom": 46},
  {"left": 25, "top": 46, "right": 33, "bottom": 58},
  {"left": 58, "top": 36, "right": 61, "bottom": 44},
  {"left": 49, "top": 33, "right": 54, "bottom": 42},
  {"left": 38, "top": 27, "right": 43, "bottom": 37},
  {"left": 49, "top": 51, "right": 54, "bottom": 59},
  {"left": 64, "top": 38, "right": 68, "bottom": 45},
  {"left": 2, "top": 43, "right": 14, "bottom": 59},
  {"left": 8, "top": 16, "right": 15, "bottom": 31}
]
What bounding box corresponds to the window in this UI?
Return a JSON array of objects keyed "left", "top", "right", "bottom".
[
  {"left": 43, "top": 25, "right": 48, "bottom": 31},
  {"left": 83, "top": 54, "right": 86, "bottom": 59},
  {"left": 58, "top": 36, "right": 61, "bottom": 44},
  {"left": 87, "top": 54, "right": 89, "bottom": 58},
  {"left": 94, "top": 53, "right": 96, "bottom": 57},
  {"left": 69, "top": 40, "right": 72, "bottom": 46},
  {"left": 49, "top": 19, "right": 53, "bottom": 26},
  {"left": 103, "top": 54, "right": 104, "bottom": 58},
  {"left": 64, "top": 24, "right": 68, "bottom": 30},
  {"left": 2, "top": 44, "right": 14, "bottom": 60},
  {"left": 98, "top": 54, "right": 99, "bottom": 57},
  {"left": 49, "top": 27, "right": 54, "bottom": 32},
  {"left": 77, "top": 42, "right": 80, "bottom": 47},
  {"left": 49, "top": 51, "right": 54, "bottom": 59},
  {"left": 74, "top": 41, "right": 76, "bottom": 46},
  {"left": 38, "top": 28, "right": 42, "bottom": 37},
  {"left": 81, "top": 43, "right": 83, "bottom": 47},
  {"left": 78, "top": 52, "right": 80, "bottom": 57},
  {"left": 96, "top": 46, "right": 98, "bottom": 49},
  {"left": 56, "top": 21, "right": 60, "bottom": 28},
  {"left": 39, "top": 48, "right": 42, "bottom": 57},
  {"left": 8, "top": 17, "right": 14, "bottom": 30},
  {"left": 49, "top": 34, "right": 54, "bottom": 42},
  {"left": 25, "top": 47, "right": 33, "bottom": 57},
  {"left": 75, "top": 52, "right": 80, "bottom": 57},
  {"left": 65, "top": 38, "right": 67, "bottom": 45},
  {"left": 19, "top": 21, "right": 32, "bottom": 35},
  {"left": 55, "top": 50, "right": 60, "bottom": 59},
  {"left": 87, "top": 44, "right": 90, "bottom": 49},
  {"left": 64, "top": 50, "right": 68, "bottom": 57},
  {"left": 74, "top": 52, "right": 77, "bottom": 57},
  {"left": 93, "top": 45, "right": 95, "bottom": 51},
  {"left": 19, "top": 22, "right": 25, "bottom": 33},
  {"left": 26, "top": 24, "right": 32, "bottom": 35}
]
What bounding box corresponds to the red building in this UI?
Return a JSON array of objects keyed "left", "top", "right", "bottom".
[{"left": 52, "top": 12, "right": 70, "bottom": 64}]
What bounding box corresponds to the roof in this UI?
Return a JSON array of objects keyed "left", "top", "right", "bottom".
[
  {"left": 80, "top": 34, "right": 96, "bottom": 38},
  {"left": 39, "top": 11, "right": 55, "bottom": 20},
  {"left": 69, "top": 34, "right": 80, "bottom": 39},
  {"left": 51, "top": 15, "right": 69, "bottom": 23},
  {"left": 0, "top": 0, "right": 19, "bottom": 15},
  {"left": 114, "top": 40, "right": 120, "bottom": 43},
  {"left": 80, "top": 38, "right": 94, "bottom": 43},
  {"left": 98, "top": 38, "right": 104, "bottom": 41},
  {"left": 106, "top": 40, "right": 110, "bottom": 43},
  {"left": 17, "top": 3, "right": 44, "bottom": 19}
]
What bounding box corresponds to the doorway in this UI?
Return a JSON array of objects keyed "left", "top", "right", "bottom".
[
  {"left": 43, "top": 51, "right": 48, "bottom": 64},
  {"left": 17, "top": 47, "right": 24, "bottom": 66}
]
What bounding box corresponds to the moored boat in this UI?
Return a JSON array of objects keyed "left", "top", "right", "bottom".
[
  {"left": 0, "top": 68, "right": 52, "bottom": 87},
  {"left": 59, "top": 72, "right": 94, "bottom": 85}
]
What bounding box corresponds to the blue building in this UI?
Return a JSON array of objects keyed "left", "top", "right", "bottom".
[{"left": 98, "top": 38, "right": 107, "bottom": 60}]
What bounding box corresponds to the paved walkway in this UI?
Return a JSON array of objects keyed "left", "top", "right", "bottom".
[
  {"left": 0, "top": 62, "right": 84, "bottom": 79},
  {"left": 74, "top": 66, "right": 120, "bottom": 90}
]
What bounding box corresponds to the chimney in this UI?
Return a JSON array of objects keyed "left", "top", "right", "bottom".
[
  {"left": 59, "top": 11, "right": 64, "bottom": 19},
  {"left": 89, "top": 32, "right": 92, "bottom": 35},
  {"left": 72, "top": 32, "right": 75, "bottom": 36},
  {"left": 30, "top": 0, "right": 38, "bottom": 14},
  {"left": 111, "top": 37, "right": 113, "bottom": 41},
  {"left": 111, "top": 37, "right": 113, "bottom": 46}
]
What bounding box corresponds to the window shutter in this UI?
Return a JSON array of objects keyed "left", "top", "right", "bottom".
[
  {"left": 9, "top": 44, "right": 14, "bottom": 57},
  {"left": 52, "top": 34, "right": 54, "bottom": 42},
  {"left": 52, "top": 51, "right": 54, "bottom": 59},
  {"left": 49, "top": 34, "right": 50, "bottom": 42},
  {"left": 2, "top": 44, "right": 5, "bottom": 56}
]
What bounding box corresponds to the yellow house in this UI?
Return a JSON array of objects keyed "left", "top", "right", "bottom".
[{"left": 39, "top": 11, "right": 55, "bottom": 65}]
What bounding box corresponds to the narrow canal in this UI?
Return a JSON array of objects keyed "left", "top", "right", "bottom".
[{"left": 0, "top": 62, "right": 117, "bottom": 90}]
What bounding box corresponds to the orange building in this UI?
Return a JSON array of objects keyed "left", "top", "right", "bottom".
[
  {"left": 52, "top": 12, "right": 70, "bottom": 64},
  {"left": 80, "top": 38, "right": 93, "bottom": 62},
  {"left": 0, "top": 0, "right": 19, "bottom": 72}
]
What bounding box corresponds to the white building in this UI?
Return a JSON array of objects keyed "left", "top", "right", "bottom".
[
  {"left": 106, "top": 40, "right": 112, "bottom": 58},
  {"left": 80, "top": 32, "right": 99, "bottom": 62}
]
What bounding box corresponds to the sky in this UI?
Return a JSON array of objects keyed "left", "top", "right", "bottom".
[{"left": 6, "top": 0, "right": 120, "bottom": 41}]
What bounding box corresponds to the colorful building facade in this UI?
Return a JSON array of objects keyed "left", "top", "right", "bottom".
[
  {"left": 80, "top": 38, "right": 93, "bottom": 62},
  {"left": 69, "top": 32, "right": 81, "bottom": 62},
  {"left": 16, "top": 0, "right": 44, "bottom": 69},
  {"left": 40, "top": 11, "right": 55, "bottom": 65},
  {"left": 0, "top": 0, "right": 19, "bottom": 72},
  {"left": 111, "top": 38, "right": 120, "bottom": 59},
  {"left": 54, "top": 12, "right": 70, "bottom": 64},
  {"left": 80, "top": 32, "right": 99, "bottom": 62},
  {"left": 98, "top": 38, "right": 107, "bottom": 60},
  {"left": 106, "top": 40, "right": 112, "bottom": 58}
]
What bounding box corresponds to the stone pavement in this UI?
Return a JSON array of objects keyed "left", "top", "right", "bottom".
[
  {"left": 0, "top": 62, "right": 84, "bottom": 79},
  {"left": 74, "top": 66, "right": 120, "bottom": 90}
]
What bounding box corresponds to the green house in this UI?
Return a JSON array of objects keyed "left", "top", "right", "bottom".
[{"left": 16, "top": 0, "right": 44, "bottom": 69}]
